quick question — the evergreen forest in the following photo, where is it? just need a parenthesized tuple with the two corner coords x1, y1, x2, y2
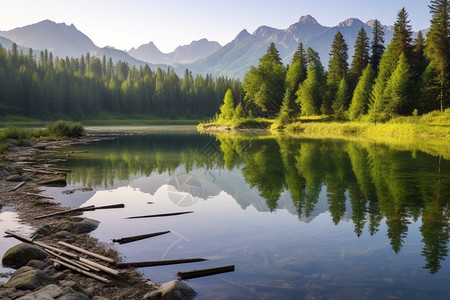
(0, 1, 448, 124)
(0, 46, 242, 120)
(221, 2, 450, 126)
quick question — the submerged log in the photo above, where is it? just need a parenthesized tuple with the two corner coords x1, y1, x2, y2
(116, 258, 207, 268)
(125, 211, 193, 219)
(34, 205, 95, 219)
(34, 203, 125, 219)
(112, 230, 171, 244)
(177, 265, 235, 280)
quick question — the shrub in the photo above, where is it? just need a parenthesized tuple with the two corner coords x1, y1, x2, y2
(47, 120, 85, 138)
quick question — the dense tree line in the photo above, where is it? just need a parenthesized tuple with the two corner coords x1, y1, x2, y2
(240, 1, 449, 124)
(0, 45, 242, 119)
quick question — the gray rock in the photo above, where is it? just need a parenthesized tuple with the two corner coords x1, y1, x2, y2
(7, 266, 54, 290)
(54, 217, 99, 234)
(55, 286, 89, 300)
(2, 243, 48, 269)
(59, 280, 86, 294)
(54, 231, 75, 243)
(5, 174, 23, 181)
(26, 259, 48, 270)
(91, 297, 110, 300)
(33, 225, 52, 237)
(144, 280, 197, 300)
(16, 284, 63, 300)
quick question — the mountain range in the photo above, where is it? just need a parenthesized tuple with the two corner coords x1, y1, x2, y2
(0, 17, 423, 79)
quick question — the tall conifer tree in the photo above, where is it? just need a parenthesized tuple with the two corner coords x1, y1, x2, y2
(425, 0, 450, 112)
(349, 27, 370, 92)
(370, 19, 385, 72)
(326, 32, 349, 115)
(278, 43, 307, 124)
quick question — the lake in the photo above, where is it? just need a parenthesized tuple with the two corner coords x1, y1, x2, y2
(36, 126, 450, 299)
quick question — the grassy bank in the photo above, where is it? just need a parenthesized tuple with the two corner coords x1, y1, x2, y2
(0, 120, 84, 154)
(284, 109, 450, 139)
(197, 117, 273, 131)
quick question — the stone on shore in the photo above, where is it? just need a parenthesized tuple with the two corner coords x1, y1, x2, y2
(54, 217, 99, 234)
(144, 280, 197, 300)
(2, 243, 48, 269)
(7, 266, 54, 290)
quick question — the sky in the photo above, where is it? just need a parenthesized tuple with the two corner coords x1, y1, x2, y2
(0, 0, 432, 53)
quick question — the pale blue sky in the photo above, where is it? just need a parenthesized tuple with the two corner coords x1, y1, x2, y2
(0, 0, 431, 53)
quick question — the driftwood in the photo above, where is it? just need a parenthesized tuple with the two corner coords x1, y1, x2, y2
(177, 265, 235, 280)
(25, 192, 54, 199)
(12, 181, 26, 191)
(51, 258, 110, 283)
(34, 205, 95, 219)
(45, 249, 91, 272)
(6, 230, 119, 280)
(116, 258, 207, 268)
(34, 203, 125, 219)
(125, 211, 193, 219)
(112, 230, 171, 244)
(81, 203, 125, 211)
(57, 241, 116, 264)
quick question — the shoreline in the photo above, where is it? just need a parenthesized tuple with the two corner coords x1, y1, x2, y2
(0, 134, 162, 299)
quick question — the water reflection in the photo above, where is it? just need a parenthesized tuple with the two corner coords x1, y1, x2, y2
(48, 130, 450, 276)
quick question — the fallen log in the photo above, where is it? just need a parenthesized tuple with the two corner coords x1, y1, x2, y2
(116, 258, 207, 268)
(45, 249, 91, 272)
(34, 205, 95, 219)
(12, 181, 26, 191)
(112, 230, 170, 244)
(79, 257, 120, 276)
(125, 211, 193, 219)
(25, 192, 54, 199)
(177, 265, 235, 280)
(57, 241, 116, 264)
(34, 203, 125, 219)
(51, 258, 110, 284)
(82, 203, 125, 211)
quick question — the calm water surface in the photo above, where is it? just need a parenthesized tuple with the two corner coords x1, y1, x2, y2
(39, 126, 450, 299)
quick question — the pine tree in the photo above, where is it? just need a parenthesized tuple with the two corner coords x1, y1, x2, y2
(278, 43, 307, 124)
(296, 48, 325, 116)
(369, 8, 414, 120)
(384, 53, 413, 116)
(348, 64, 375, 120)
(425, 0, 450, 112)
(242, 42, 286, 117)
(349, 27, 370, 92)
(218, 88, 235, 121)
(332, 78, 350, 119)
(327, 32, 349, 115)
(370, 19, 385, 72)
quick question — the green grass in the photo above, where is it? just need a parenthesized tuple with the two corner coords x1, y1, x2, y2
(284, 109, 450, 139)
(0, 120, 87, 155)
(198, 117, 273, 131)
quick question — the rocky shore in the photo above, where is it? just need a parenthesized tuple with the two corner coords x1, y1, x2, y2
(0, 136, 196, 300)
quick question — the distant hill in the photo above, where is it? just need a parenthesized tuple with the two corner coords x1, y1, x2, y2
(127, 38, 221, 65)
(0, 20, 98, 58)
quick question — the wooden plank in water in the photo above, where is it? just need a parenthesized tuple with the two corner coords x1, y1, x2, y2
(177, 265, 235, 280)
(116, 258, 207, 268)
(112, 230, 171, 244)
(125, 211, 193, 219)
